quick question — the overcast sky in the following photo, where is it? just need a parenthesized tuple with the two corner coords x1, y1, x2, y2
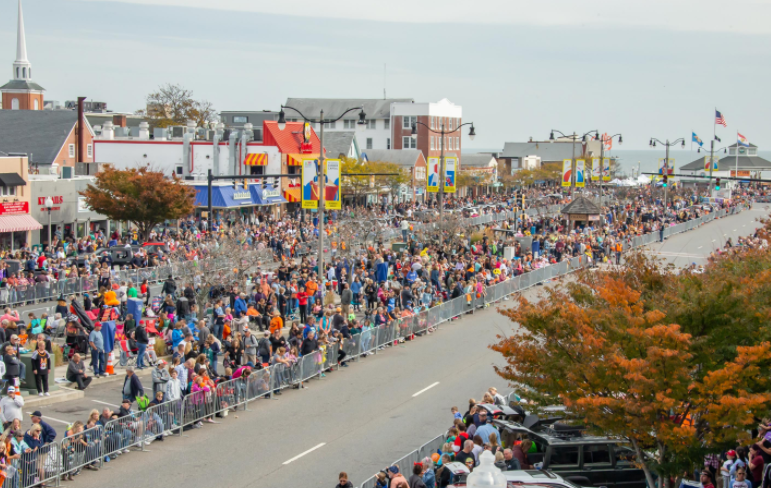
(2, 0, 770, 149)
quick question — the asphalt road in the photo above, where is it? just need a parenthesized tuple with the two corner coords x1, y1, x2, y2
(23, 207, 767, 488)
(39, 291, 521, 488)
(644, 204, 768, 267)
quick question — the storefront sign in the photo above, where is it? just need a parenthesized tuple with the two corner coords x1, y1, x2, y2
(261, 188, 281, 199)
(0, 201, 29, 215)
(730, 170, 750, 177)
(232, 191, 251, 200)
(36, 195, 63, 211)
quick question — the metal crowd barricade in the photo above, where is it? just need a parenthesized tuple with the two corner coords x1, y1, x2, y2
(323, 342, 339, 371)
(393, 449, 422, 478)
(142, 399, 183, 439)
(13, 439, 61, 488)
(182, 389, 217, 427)
(417, 434, 447, 460)
(246, 368, 272, 400)
(61, 424, 104, 478)
(102, 413, 144, 458)
(300, 353, 320, 382)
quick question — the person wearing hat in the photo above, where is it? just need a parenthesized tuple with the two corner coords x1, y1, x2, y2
(701, 469, 716, 488)
(0, 385, 24, 430)
(29, 410, 57, 443)
(89, 322, 106, 377)
(152, 360, 170, 396)
(387, 466, 408, 488)
(268, 309, 283, 335)
(122, 366, 145, 403)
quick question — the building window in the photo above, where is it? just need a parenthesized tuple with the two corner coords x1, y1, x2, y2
(343, 119, 356, 129)
(233, 116, 248, 123)
(402, 116, 416, 129)
(402, 136, 416, 149)
(430, 136, 435, 150)
(176, 166, 183, 175)
(33, 99, 39, 110)
(87, 144, 93, 158)
(456, 136, 459, 149)
(384, 119, 390, 130)
(221, 116, 228, 123)
(15, 67, 19, 78)
(366, 119, 377, 129)
(0, 186, 17, 197)
(11, 98, 19, 110)
(250, 165, 265, 176)
(68, 144, 75, 158)
(366, 138, 373, 149)
(22, 67, 26, 78)
(387, 138, 391, 149)
(430, 117, 435, 129)
(324, 121, 336, 129)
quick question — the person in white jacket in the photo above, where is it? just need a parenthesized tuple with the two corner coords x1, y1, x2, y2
(0, 386, 24, 430)
(165, 369, 182, 402)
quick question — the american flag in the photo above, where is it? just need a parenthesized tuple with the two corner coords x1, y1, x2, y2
(715, 110, 727, 127)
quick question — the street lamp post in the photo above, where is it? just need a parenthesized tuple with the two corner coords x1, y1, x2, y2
(411, 121, 475, 218)
(649, 137, 685, 209)
(277, 105, 366, 294)
(549, 130, 598, 197)
(44, 196, 54, 250)
(596, 133, 623, 204)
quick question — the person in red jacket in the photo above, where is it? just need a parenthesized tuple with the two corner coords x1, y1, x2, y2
(296, 289, 308, 324)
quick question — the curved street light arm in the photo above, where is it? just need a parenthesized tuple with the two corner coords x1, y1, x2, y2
(413, 121, 474, 135)
(281, 105, 363, 124)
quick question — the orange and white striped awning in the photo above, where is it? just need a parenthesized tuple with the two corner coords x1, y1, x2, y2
(287, 153, 319, 166)
(284, 181, 301, 202)
(244, 153, 268, 166)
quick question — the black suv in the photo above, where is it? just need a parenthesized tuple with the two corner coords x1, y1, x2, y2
(493, 419, 646, 488)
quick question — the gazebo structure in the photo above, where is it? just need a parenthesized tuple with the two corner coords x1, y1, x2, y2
(560, 196, 602, 230)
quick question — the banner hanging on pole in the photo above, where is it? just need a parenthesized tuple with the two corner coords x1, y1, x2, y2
(325, 159, 341, 210)
(603, 158, 611, 181)
(427, 157, 440, 193)
(659, 158, 676, 175)
(302, 158, 319, 209)
(575, 159, 586, 188)
(444, 157, 457, 193)
(561, 159, 572, 187)
(591, 158, 600, 181)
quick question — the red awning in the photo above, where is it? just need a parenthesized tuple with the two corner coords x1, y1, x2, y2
(0, 214, 43, 233)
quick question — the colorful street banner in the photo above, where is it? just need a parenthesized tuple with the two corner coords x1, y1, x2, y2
(325, 159, 341, 210)
(302, 158, 319, 209)
(561, 159, 572, 187)
(591, 158, 600, 181)
(658, 158, 675, 175)
(444, 157, 457, 193)
(575, 160, 586, 187)
(703, 156, 718, 171)
(427, 157, 440, 193)
(602, 158, 611, 181)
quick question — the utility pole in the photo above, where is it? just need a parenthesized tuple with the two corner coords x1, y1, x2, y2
(317, 110, 326, 289)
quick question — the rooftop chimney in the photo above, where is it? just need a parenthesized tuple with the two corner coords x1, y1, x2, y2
(77, 96, 86, 162)
(113, 114, 127, 128)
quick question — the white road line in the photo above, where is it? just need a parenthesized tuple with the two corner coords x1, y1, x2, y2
(92, 400, 120, 408)
(43, 415, 72, 425)
(412, 382, 440, 397)
(282, 443, 326, 465)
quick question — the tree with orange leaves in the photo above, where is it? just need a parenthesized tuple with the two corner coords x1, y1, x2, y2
(492, 251, 771, 488)
(80, 166, 195, 241)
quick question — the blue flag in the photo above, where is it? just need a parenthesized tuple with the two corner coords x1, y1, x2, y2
(692, 132, 704, 147)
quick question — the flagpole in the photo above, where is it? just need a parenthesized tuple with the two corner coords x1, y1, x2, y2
(735, 130, 739, 192)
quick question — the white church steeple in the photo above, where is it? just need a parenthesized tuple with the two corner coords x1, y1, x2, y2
(13, 0, 32, 81)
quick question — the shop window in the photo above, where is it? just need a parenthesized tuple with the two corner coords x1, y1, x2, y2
(69, 144, 75, 158)
(250, 166, 265, 176)
(366, 138, 373, 149)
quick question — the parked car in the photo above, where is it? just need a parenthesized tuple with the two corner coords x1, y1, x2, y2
(141, 242, 170, 257)
(493, 419, 646, 488)
(506, 469, 586, 488)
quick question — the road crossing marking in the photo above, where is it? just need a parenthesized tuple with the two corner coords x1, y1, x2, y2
(92, 400, 120, 408)
(43, 415, 73, 425)
(413, 382, 440, 397)
(283, 443, 326, 465)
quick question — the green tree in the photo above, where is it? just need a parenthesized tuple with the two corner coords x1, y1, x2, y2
(80, 166, 195, 241)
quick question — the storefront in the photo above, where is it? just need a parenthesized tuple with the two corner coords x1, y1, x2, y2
(192, 182, 288, 224)
(0, 156, 40, 250)
(29, 176, 109, 245)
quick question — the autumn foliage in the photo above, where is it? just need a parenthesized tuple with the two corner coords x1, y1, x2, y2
(80, 166, 195, 241)
(492, 249, 771, 488)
